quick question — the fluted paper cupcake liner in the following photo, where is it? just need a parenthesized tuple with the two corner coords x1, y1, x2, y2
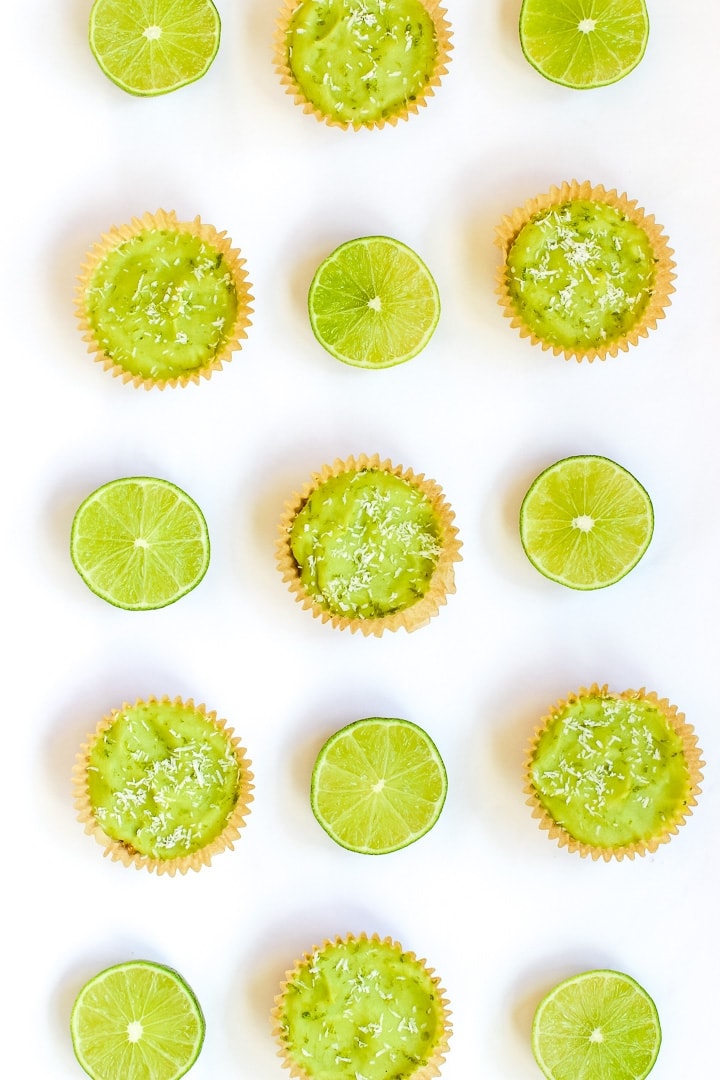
(524, 684, 703, 862)
(76, 209, 253, 389)
(276, 452, 462, 636)
(272, 931, 452, 1080)
(495, 180, 676, 362)
(73, 695, 254, 876)
(274, 0, 452, 131)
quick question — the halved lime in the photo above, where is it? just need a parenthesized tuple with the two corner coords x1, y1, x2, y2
(532, 969, 661, 1080)
(70, 476, 210, 610)
(307, 236, 441, 369)
(519, 455, 653, 590)
(89, 0, 221, 97)
(310, 717, 448, 854)
(519, 0, 649, 90)
(71, 960, 205, 1080)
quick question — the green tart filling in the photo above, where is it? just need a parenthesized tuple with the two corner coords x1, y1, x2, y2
(88, 701, 241, 860)
(279, 937, 444, 1079)
(506, 200, 657, 350)
(530, 693, 692, 848)
(290, 468, 442, 619)
(285, 0, 439, 125)
(85, 229, 239, 380)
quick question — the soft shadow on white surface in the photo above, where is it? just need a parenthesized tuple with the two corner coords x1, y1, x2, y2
(4, 2, 720, 1078)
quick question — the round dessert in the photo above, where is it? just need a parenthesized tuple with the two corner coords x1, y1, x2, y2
(495, 181, 675, 362)
(74, 696, 254, 874)
(525, 684, 703, 860)
(273, 933, 451, 1080)
(76, 209, 253, 388)
(275, 0, 453, 130)
(276, 453, 462, 635)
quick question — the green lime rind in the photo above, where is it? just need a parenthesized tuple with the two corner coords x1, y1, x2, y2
(70, 476, 210, 611)
(89, 0, 221, 97)
(519, 0, 649, 90)
(71, 960, 205, 1080)
(308, 236, 441, 369)
(310, 717, 448, 854)
(532, 969, 661, 1080)
(519, 455, 653, 590)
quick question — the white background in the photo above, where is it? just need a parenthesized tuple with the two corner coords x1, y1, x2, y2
(4, 1, 719, 1077)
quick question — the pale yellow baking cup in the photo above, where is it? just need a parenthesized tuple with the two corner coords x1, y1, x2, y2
(272, 932, 452, 1080)
(73, 695, 254, 876)
(495, 180, 676, 363)
(76, 209, 254, 389)
(276, 453, 462, 636)
(274, 0, 453, 132)
(524, 684, 704, 862)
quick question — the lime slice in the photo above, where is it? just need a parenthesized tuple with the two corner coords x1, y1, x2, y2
(71, 960, 205, 1080)
(519, 455, 653, 590)
(310, 717, 448, 854)
(89, 0, 221, 97)
(532, 969, 661, 1080)
(70, 476, 210, 610)
(519, 0, 649, 89)
(307, 236, 440, 369)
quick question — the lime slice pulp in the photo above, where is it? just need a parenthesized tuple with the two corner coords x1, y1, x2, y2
(70, 476, 210, 610)
(308, 236, 440, 369)
(519, 455, 653, 590)
(89, 0, 221, 96)
(71, 960, 205, 1080)
(310, 716, 448, 854)
(532, 969, 661, 1080)
(519, 0, 649, 89)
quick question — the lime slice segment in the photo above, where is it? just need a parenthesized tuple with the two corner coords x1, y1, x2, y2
(519, 455, 653, 590)
(519, 0, 649, 89)
(310, 717, 448, 854)
(70, 477, 210, 610)
(532, 969, 661, 1080)
(308, 236, 440, 369)
(89, 0, 221, 96)
(71, 960, 205, 1080)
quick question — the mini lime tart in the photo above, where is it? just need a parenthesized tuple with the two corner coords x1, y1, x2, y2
(276, 453, 462, 636)
(274, 0, 452, 131)
(525, 684, 703, 861)
(76, 209, 253, 389)
(495, 180, 675, 362)
(272, 933, 451, 1080)
(73, 696, 254, 875)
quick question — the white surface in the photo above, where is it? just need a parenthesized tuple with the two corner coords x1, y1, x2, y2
(4, 2, 719, 1077)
